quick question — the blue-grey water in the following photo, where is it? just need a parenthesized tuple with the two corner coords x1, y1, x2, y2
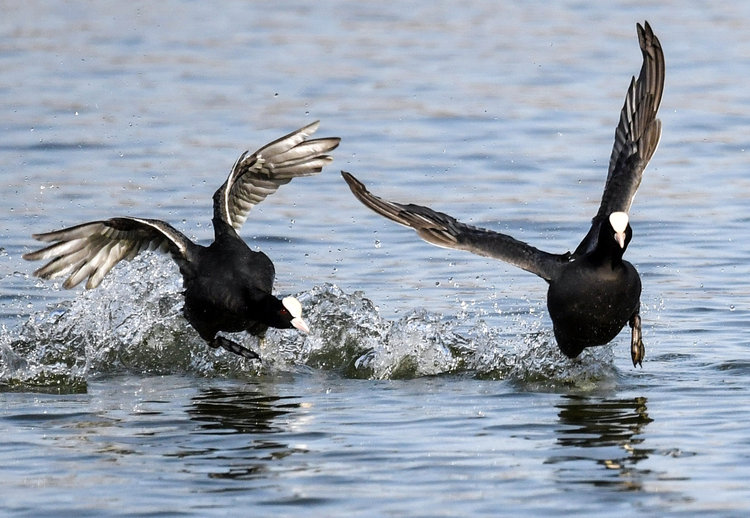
(2, 1, 750, 516)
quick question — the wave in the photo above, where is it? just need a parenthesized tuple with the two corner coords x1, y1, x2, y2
(0, 256, 617, 392)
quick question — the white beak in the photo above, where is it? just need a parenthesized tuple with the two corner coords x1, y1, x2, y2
(291, 317, 310, 334)
(282, 296, 308, 333)
(614, 231, 626, 249)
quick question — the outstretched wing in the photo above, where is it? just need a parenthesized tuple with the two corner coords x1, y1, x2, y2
(23, 217, 194, 289)
(213, 121, 340, 231)
(576, 21, 665, 255)
(342, 172, 568, 282)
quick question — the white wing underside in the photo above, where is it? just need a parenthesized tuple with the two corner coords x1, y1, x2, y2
(23, 217, 192, 289)
(215, 121, 341, 230)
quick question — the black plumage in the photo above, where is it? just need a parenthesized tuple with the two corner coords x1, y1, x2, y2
(25, 122, 340, 360)
(342, 23, 664, 367)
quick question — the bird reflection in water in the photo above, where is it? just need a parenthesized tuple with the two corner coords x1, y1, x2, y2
(547, 395, 653, 491)
(184, 384, 306, 481)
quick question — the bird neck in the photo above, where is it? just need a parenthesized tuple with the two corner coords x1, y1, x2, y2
(588, 243, 625, 269)
(212, 217, 240, 242)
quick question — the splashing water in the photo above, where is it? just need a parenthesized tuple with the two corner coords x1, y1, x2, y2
(1, 255, 617, 392)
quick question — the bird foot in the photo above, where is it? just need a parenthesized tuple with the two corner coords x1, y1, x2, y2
(209, 336, 260, 361)
(629, 313, 645, 367)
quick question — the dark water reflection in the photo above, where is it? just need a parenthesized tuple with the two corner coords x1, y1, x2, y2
(548, 395, 654, 491)
(181, 383, 309, 482)
(188, 384, 300, 434)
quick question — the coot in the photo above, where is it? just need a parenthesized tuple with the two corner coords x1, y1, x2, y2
(342, 23, 664, 367)
(25, 121, 340, 360)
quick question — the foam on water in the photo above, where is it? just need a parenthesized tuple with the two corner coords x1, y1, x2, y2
(0, 255, 617, 392)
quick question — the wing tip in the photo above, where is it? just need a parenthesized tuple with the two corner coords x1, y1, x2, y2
(22, 250, 40, 261)
(341, 171, 383, 210)
(636, 20, 664, 62)
(340, 170, 399, 219)
(295, 120, 321, 139)
(319, 136, 341, 153)
(341, 170, 361, 191)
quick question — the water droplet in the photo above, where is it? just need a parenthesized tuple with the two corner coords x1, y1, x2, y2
(729, 305, 736, 311)
(374, 240, 381, 248)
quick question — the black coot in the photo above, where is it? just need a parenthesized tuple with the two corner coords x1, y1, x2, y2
(25, 122, 340, 360)
(342, 23, 664, 367)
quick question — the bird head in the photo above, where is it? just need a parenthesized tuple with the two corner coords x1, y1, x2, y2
(609, 212, 631, 250)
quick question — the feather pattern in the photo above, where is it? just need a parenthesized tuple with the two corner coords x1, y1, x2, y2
(341, 172, 568, 281)
(575, 21, 665, 255)
(213, 121, 340, 231)
(22, 218, 193, 289)
(24, 123, 339, 292)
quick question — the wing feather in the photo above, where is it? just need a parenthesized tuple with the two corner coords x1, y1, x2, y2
(342, 172, 568, 281)
(213, 121, 340, 231)
(23, 217, 194, 289)
(576, 21, 665, 255)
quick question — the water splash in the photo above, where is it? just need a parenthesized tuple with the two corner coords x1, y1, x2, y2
(1, 256, 617, 391)
(279, 284, 616, 385)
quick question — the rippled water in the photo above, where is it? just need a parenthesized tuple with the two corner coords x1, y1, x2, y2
(3, 1, 750, 516)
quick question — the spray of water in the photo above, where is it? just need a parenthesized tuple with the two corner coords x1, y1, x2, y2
(1, 255, 616, 392)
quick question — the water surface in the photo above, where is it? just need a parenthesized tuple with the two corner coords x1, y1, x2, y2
(2, 1, 750, 516)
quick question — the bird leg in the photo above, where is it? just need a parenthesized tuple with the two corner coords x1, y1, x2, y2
(209, 336, 260, 360)
(629, 312, 645, 367)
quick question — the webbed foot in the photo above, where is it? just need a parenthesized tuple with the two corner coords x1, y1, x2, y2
(629, 313, 645, 367)
(209, 336, 260, 360)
